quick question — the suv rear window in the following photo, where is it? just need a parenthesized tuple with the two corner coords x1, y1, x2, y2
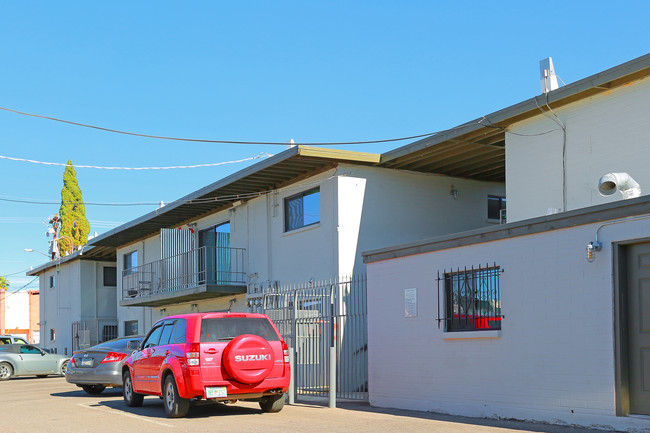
(200, 318, 280, 342)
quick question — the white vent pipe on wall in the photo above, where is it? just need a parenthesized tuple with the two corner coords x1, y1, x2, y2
(598, 172, 641, 199)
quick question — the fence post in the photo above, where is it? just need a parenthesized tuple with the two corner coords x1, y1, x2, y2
(288, 346, 295, 405)
(329, 345, 336, 408)
(329, 283, 337, 408)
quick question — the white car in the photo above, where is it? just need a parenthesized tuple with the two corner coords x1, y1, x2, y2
(0, 335, 29, 345)
(0, 344, 69, 380)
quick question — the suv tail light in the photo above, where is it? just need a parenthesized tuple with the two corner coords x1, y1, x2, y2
(100, 352, 127, 363)
(187, 343, 200, 366)
(281, 340, 290, 363)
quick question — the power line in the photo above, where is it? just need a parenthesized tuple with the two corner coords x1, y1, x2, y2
(0, 277, 39, 302)
(0, 175, 330, 208)
(0, 152, 272, 170)
(1, 268, 33, 278)
(0, 105, 479, 146)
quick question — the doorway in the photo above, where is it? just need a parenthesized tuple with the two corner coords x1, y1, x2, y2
(618, 242, 650, 415)
(198, 222, 231, 285)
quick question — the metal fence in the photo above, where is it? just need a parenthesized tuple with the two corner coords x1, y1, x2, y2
(122, 246, 246, 300)
(263, 274, 368, 401)
(71, 319, 119, 352)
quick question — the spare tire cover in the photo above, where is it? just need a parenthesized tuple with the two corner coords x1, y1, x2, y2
(223, 334, 274, 384)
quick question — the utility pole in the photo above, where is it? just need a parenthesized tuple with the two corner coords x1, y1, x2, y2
(48, 213, 60, 259)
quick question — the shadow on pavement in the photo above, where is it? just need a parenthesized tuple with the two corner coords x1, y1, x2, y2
(321, 401, 618, 433)
(51, 388, 123, 398)
(96, 397, 263, 419)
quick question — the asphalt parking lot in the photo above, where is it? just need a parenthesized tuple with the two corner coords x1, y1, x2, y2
(0, 376, 617, 433)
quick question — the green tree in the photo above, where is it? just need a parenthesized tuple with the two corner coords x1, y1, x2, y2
(0, 276, 8, 290)
(59, 160, 90, 253)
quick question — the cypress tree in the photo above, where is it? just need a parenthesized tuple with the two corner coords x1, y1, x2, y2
(59, 160, 90, 254)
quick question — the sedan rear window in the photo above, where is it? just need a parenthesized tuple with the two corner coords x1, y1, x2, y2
(200, 318, 280, 342)
(94, 337, 143, 351)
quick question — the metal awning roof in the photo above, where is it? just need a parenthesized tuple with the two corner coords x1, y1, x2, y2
(379, 53, 650, 182)
(88, 146, 380, 248)
(26, 245, 117, 276)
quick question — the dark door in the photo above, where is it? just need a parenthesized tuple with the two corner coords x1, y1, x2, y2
(199, 222, 230, 284)
(627, 242, 650, 415)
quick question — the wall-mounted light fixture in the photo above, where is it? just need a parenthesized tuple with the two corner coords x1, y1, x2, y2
(586, 241, 602, 263)
(160, 308, 167, 315)
(450, 185, 458, 199)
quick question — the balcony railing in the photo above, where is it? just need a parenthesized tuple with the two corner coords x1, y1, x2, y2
(122, 246, 246, 300)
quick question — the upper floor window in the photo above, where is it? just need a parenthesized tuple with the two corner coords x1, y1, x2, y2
(124, 251, 138, 274)
(49, 275, 55, 289)
(103, 266, 117, 287)
(488, 195, 506, 221)
(285, 187, 320, 232)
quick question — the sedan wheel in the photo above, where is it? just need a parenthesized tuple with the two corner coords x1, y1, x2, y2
(0, 362, 13, 381)
(82, 385, 106, 395)
(60, 361, 69, 375)
(163, 375, 190, 418)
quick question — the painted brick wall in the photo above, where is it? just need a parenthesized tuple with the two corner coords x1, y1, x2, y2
(367, 215, 650, 432)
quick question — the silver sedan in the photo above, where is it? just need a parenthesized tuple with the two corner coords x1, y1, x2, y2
(0, 344, 69, 380)
(66, 335, 142, 395)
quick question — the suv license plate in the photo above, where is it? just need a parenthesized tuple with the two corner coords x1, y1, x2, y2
(206, 387, 227, 399)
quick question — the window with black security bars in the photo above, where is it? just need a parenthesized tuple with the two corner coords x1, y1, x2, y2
(437, 264, 503, 332)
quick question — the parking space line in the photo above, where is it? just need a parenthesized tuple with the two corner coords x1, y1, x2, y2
(77, 403, 173, 427)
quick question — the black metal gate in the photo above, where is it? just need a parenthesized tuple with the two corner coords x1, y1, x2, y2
(263, 274, 368, 401)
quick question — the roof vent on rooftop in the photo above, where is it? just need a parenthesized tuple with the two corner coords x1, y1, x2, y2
(540, 57, 559, 94)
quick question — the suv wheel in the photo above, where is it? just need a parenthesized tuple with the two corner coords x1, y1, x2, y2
(123, 370, 144, 407)
(259, 394, 285, 413)
(163, 375, 190, 418)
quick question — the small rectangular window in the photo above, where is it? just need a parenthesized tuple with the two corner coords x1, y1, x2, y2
(124, 320, 139, 336)
(103, 267, 117, 287)
(123, 251, 138, 274)
(439, 264, 503, 332)
(50, 328, 56, 342)
(49, 275, 56, 289)
(488, 195, 506, 221)
(284, 187, 320, 232)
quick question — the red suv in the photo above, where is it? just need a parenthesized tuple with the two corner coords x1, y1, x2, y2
(122, 312, 290, 417)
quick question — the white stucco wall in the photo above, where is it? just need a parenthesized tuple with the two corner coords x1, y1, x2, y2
(337, 165, 505, 276)
(38, 261, 78, 355)
(507, 76, 650, 222)
(366, 214, 650, 432)
(114, 165, 504, 333)
(37, 259, 118, 355)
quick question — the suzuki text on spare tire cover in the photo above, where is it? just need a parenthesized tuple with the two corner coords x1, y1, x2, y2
(121, 312, 290, 418)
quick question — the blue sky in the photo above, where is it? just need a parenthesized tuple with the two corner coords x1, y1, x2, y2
(1, 1, 649, 289)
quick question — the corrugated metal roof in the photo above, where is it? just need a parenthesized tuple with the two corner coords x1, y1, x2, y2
(379, 53, 650, 181)
(26, 245, 117, 276)
(88, 146, 380, 248)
